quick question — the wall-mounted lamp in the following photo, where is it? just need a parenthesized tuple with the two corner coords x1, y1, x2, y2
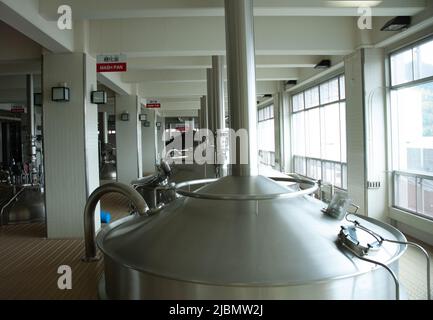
(139, 114, 148, 121)
(52, 83, 70, 102)
(34, 93, 42, 106)
(91, 91, 108, 104)
(120, 112, 130, 121)
(156, 122, 162, 129)
(143, 121, 151, 128)
(381, 16, 411, 32)
(314, 60, 331, 70)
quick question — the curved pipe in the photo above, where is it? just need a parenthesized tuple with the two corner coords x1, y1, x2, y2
(83, 182, 149, 262)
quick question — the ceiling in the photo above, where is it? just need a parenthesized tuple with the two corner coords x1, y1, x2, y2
(0, 0, 431, 114)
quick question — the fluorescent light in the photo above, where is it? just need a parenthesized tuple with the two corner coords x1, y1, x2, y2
(324, 1, 382, 7)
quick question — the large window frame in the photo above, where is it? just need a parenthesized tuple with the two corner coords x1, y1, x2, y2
(290, 74, 347, 189)
(389, 36, 433, 222)
(257, 104, 276, 168)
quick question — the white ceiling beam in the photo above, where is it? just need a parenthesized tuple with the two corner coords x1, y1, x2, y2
(0, 75, 42, 90)
(160, 109, 199, 118)
(89, 16, 356, 56)
(0, 0, 74, 52)
(0, 89, 28, 104)
(160, 101, 201, 111)
(0, 59, 41, 75)
(97, 72, 133, 96)
(127, 55, 321, 70)
(123, 68, 298, 83)
(139, 81, 279, 98)
(39, 0, 426, 19)
(0, 21, 42, 61)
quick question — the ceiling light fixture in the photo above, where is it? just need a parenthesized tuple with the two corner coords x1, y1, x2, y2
(324, 1, 382, 8)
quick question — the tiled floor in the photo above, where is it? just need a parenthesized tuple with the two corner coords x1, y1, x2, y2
(0, 192, 431, 300)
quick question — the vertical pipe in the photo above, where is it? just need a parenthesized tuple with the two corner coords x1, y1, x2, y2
(224, 0, 258, 177)
(212, 56, 225, 133)
(26, 74, 38, 183)
(212, 55, 226, 176)
(206, 68, 214, 135)
(102, 112, 109, 145)
(200, 96, 208, 129)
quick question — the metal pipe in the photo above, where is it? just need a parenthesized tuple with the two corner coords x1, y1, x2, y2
(212, 56, 227, 177)
(83, 182, 149, 261)
(26, 74, 37, 184)
(102, 112, 108, 145)
(206, 68, 214, 135)
(0, 187, 25, 226)
(224, 0, 258, 177)
(212, 56, 225, 133)
(382, 239, 431, 300)
(200, 96, 207, 130)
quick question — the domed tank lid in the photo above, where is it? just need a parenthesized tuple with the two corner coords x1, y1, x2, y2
(97, 175, 406, 286)
(196, 175, 290, 196)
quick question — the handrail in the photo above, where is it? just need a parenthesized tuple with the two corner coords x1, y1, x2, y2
(82, 182, 149, 262)
(0, 187, 25, 226)
(175, 177, 318, 201)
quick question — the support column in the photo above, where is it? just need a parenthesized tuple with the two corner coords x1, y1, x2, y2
(43, 53, 100, 238)
(141, 106, 157, 175)
(116, 94, 142, 183)
(272, 89, 283, 172)
(344, 48, 387, 221)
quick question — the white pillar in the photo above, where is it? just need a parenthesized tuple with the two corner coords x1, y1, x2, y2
(43, 53, 100, 238)
(141, 108, 157, 175)
(344, 48, 387, 221)
(116, 94, 142, 183)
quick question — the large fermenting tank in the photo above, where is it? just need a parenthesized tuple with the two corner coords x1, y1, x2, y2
(83, 0, 430, 301)
(1, 185, 45, 225)
(93, 176, 406, 300)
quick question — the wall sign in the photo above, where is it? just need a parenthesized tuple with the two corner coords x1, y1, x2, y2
(11, 106, 25, 113)
(97, 54, 127, 73)
(146, 98, 161, 109)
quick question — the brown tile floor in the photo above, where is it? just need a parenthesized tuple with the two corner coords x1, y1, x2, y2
(0, 193, 130, 300)
(0, 192, 431, 300)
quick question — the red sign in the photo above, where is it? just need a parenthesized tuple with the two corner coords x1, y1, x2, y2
(146, 103, 161, 109)
(146, 99, 161, 109)
(97, 62, 127, 73)
(11, 106, 25, 113)
(97, 54, 127, 73)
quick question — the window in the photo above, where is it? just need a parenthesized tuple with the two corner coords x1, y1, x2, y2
(390, 37, 433, 220)
(257, 104, 275, 167)
(291, 75, 347, 189)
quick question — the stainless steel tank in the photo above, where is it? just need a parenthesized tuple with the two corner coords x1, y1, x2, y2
(100, 161, 117, 181)
(82, 0, 431, 301)
(1, 185, 45, 225)
(92, 176, 407, 300)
